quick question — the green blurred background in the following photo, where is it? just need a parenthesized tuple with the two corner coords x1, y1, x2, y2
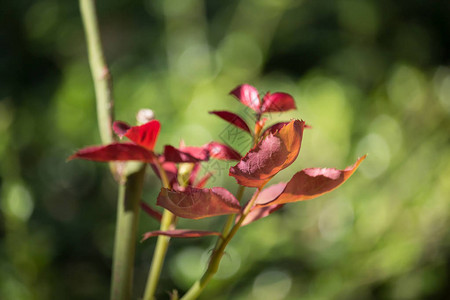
(1, 0, 449, 299)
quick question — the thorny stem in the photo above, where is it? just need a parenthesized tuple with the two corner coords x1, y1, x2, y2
(180, 188, 262, 300)
(80, 2, 145, 300)
(143, 159, 175, 300)
(80, 0, 115, 146)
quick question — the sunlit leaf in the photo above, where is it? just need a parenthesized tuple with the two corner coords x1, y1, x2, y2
(68, 143, 155, 162)
(256, 155, 367, 207)
(124, 120, 160, 150)
(230, 84, 261, 112)
(261, 92, 296, 113)
(157, 187, 241, 219)
(229, 120, 305, 188)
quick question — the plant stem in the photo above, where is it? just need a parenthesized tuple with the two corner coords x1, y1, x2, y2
(80, 1, 144, 299)
(79, 0, 115, 145)
(180, 188, 261, 300)
(111, 165, 146, 300)
(143, 160, 175, 300)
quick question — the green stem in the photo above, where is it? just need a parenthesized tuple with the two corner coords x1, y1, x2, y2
(180, 188, 261, 300)
(80, 2, 144, 299)
(111, 165, 147, 300)
(79, 0, 115, 146)
(143, 160, 175, 300)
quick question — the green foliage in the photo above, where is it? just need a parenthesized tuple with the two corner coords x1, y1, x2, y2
(0, 0, 449, 299)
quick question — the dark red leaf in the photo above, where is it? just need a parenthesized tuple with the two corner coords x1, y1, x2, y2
(113, 121, 131, 138)
(207, 142, 241, 161)
(142, 229, 222, 241)
(209, 111, 251, 134)
(140, 202, 162, 222)
(124, 120, 160, 150)
(229, 120, 305, 188)
(163, 145, 209, 163)
(256, 155, 367, 207)
(261, 92, 296, 113)
(68, 143, 155, 162)
(157, 187, 241, 219)
(229, 84, 261, 112)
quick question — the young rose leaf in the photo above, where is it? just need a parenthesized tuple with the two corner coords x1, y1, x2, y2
(113, 121, 131, 138)
(68, 143, 155, 162)
(240, 204, 283, 226)
(261, 92, 296, 113)
(229, 120, 305, 188)
(124, 120, 160, 150)
(230, 84, 261, 112)
(140, 202, 162, 222)
(163, 145, 209, 163)
(207, 142, 241, 161)
(209, 111, 251, 134)
(256, 155, 367, 207)
(157, 187, 241, 219)
(142, 229, 222, 241)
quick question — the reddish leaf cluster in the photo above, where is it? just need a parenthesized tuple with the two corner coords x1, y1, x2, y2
(69, 83, 365, 237)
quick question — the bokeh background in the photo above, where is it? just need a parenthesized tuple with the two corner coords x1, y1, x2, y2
(1, 0, 449, 299)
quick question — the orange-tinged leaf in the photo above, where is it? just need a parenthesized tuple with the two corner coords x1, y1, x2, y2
(256, 155, 367, 207)
(157, 187, 241, 219)
(229, 120, 305, 188)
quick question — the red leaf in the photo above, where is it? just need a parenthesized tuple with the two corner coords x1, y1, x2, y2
(163, 145, 209, 163)
(142, 229, 222, 241)
(240, 204, 284, 226)
(194, 172, 213, 188)
(157, 187, 241, 219)
(113, 121, 131, 138)
(237, 182, 286, 225)
(207, 142, 241, 161)
(124, 120, 160, 150)
(140, 202, 162, 222)
(229, 120, 305, 188)
(209, 111, 251, 134)
(230, 84, 261, 112)
(150, 157, 178, 186)
(256, 155, 367, 207)
(262, 122, 290, 137)
(261, 92, 296, 113)
(68, 143, 155, 162)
